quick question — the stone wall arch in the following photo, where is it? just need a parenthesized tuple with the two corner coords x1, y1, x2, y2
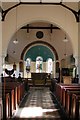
(2, 5, 78, 57)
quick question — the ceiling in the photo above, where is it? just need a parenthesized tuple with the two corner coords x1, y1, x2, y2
(1, 0, 79, 2)
(1, 1, 79, 12)
(7, 21, 73, 63)
(1, 1, 75, 64)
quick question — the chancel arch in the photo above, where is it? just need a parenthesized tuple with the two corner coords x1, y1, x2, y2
(2, 4, 77, 60)
(0, 3, 80, 120)
(21, 41, 58, 78)
(5, 21, 73, 81)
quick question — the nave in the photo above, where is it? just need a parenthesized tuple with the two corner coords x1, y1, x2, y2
(11, 87, 67, 120)
(1, 76, 80, 120)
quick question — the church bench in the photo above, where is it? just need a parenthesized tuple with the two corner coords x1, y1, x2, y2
(12, 82, 26, 104)
(2, 82, 19, 109)
(2, 81, 27, 105)
(2, 89, 14, 119)
(17, 85, 21, 104)
(55, 84, 80, 120)
(2, 83, 23, 119)
(61, 86, 80, 104)
(20, 83, 26, 101)
(2, 81, 28, 119)
(71, 94, 80, 120)
(5, 93, 10, 119)
(62, 87, 80, 108)
(50, 79, 58, 92)
(3, 85, 23, 118)
(2, 88, 20, 119)
(55, 83, 80, 103)
(65, 90, 80, 118)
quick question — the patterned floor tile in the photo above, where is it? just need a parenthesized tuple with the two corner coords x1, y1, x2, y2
(12, 87, 62, 120)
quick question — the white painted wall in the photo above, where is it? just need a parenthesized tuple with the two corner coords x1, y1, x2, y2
(2, 3, 78, 58)
(7, 28, 73, 63)
(78, 2, 80, 83)
(0, 2, 79, 83)
(0, 13, 2, 78)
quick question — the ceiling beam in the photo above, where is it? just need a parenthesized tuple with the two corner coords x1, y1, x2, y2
(1, 1, 80, 22)
(21, 25, 60, 30)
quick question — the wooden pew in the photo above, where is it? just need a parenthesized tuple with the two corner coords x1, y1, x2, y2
(55, 83, 80, 104)
(3, 82, 25, 105)
(5, 93, 10, 118)
(2, 80, 28, 119)
(3, 82, 19, 108)
(2, 82, 20, 119)
(66, 90, 80, 117)
(62, 87, 80, 108)
(71, 94, 80, 120)
(55, 83, 80, 120)
(2, 87, 15, 119)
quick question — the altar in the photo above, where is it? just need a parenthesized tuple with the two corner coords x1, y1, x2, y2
(31, 72, 48, 86)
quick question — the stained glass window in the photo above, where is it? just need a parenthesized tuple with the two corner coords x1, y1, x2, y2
(47, 58, 53, 73)
(26, 58, 31, 72)
(36, 56, 43, 73)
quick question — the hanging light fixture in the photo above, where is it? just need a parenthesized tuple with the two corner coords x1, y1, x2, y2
(63, 34, 68, 57)
(13, 6, 18, 44)
(63, 2, 68, 48)
(63, 35, 68, 42)
(13, 39, 18, 44)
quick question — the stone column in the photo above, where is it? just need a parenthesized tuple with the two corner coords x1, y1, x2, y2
(78, 25, 80, 83)
(1, 54, 6, 77)
(53, 61, 56, 78)
(78, 60, 80, 83)
(78, 2, 80, 83)
(0, 9, 2, 79)
(0, 2, 3, 120)
(75, 56, 79, 75)
(74, 56, 80, 83)
(59, 60, 62, 83)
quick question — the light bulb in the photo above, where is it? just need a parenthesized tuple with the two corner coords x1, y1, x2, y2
(13, 39, 18, 44)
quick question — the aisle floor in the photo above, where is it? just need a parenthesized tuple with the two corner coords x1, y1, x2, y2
(12, 87, 64, 120)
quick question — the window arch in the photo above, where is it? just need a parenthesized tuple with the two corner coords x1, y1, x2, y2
(46, 58, 53, 73)
(26, 58, 31, 72)
(36, 56, 43, 73)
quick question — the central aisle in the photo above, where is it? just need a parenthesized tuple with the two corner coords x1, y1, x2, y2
(12, 87, 63, 120)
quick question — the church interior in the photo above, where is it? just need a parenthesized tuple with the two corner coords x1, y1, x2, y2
(0, 0, 80, 120)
